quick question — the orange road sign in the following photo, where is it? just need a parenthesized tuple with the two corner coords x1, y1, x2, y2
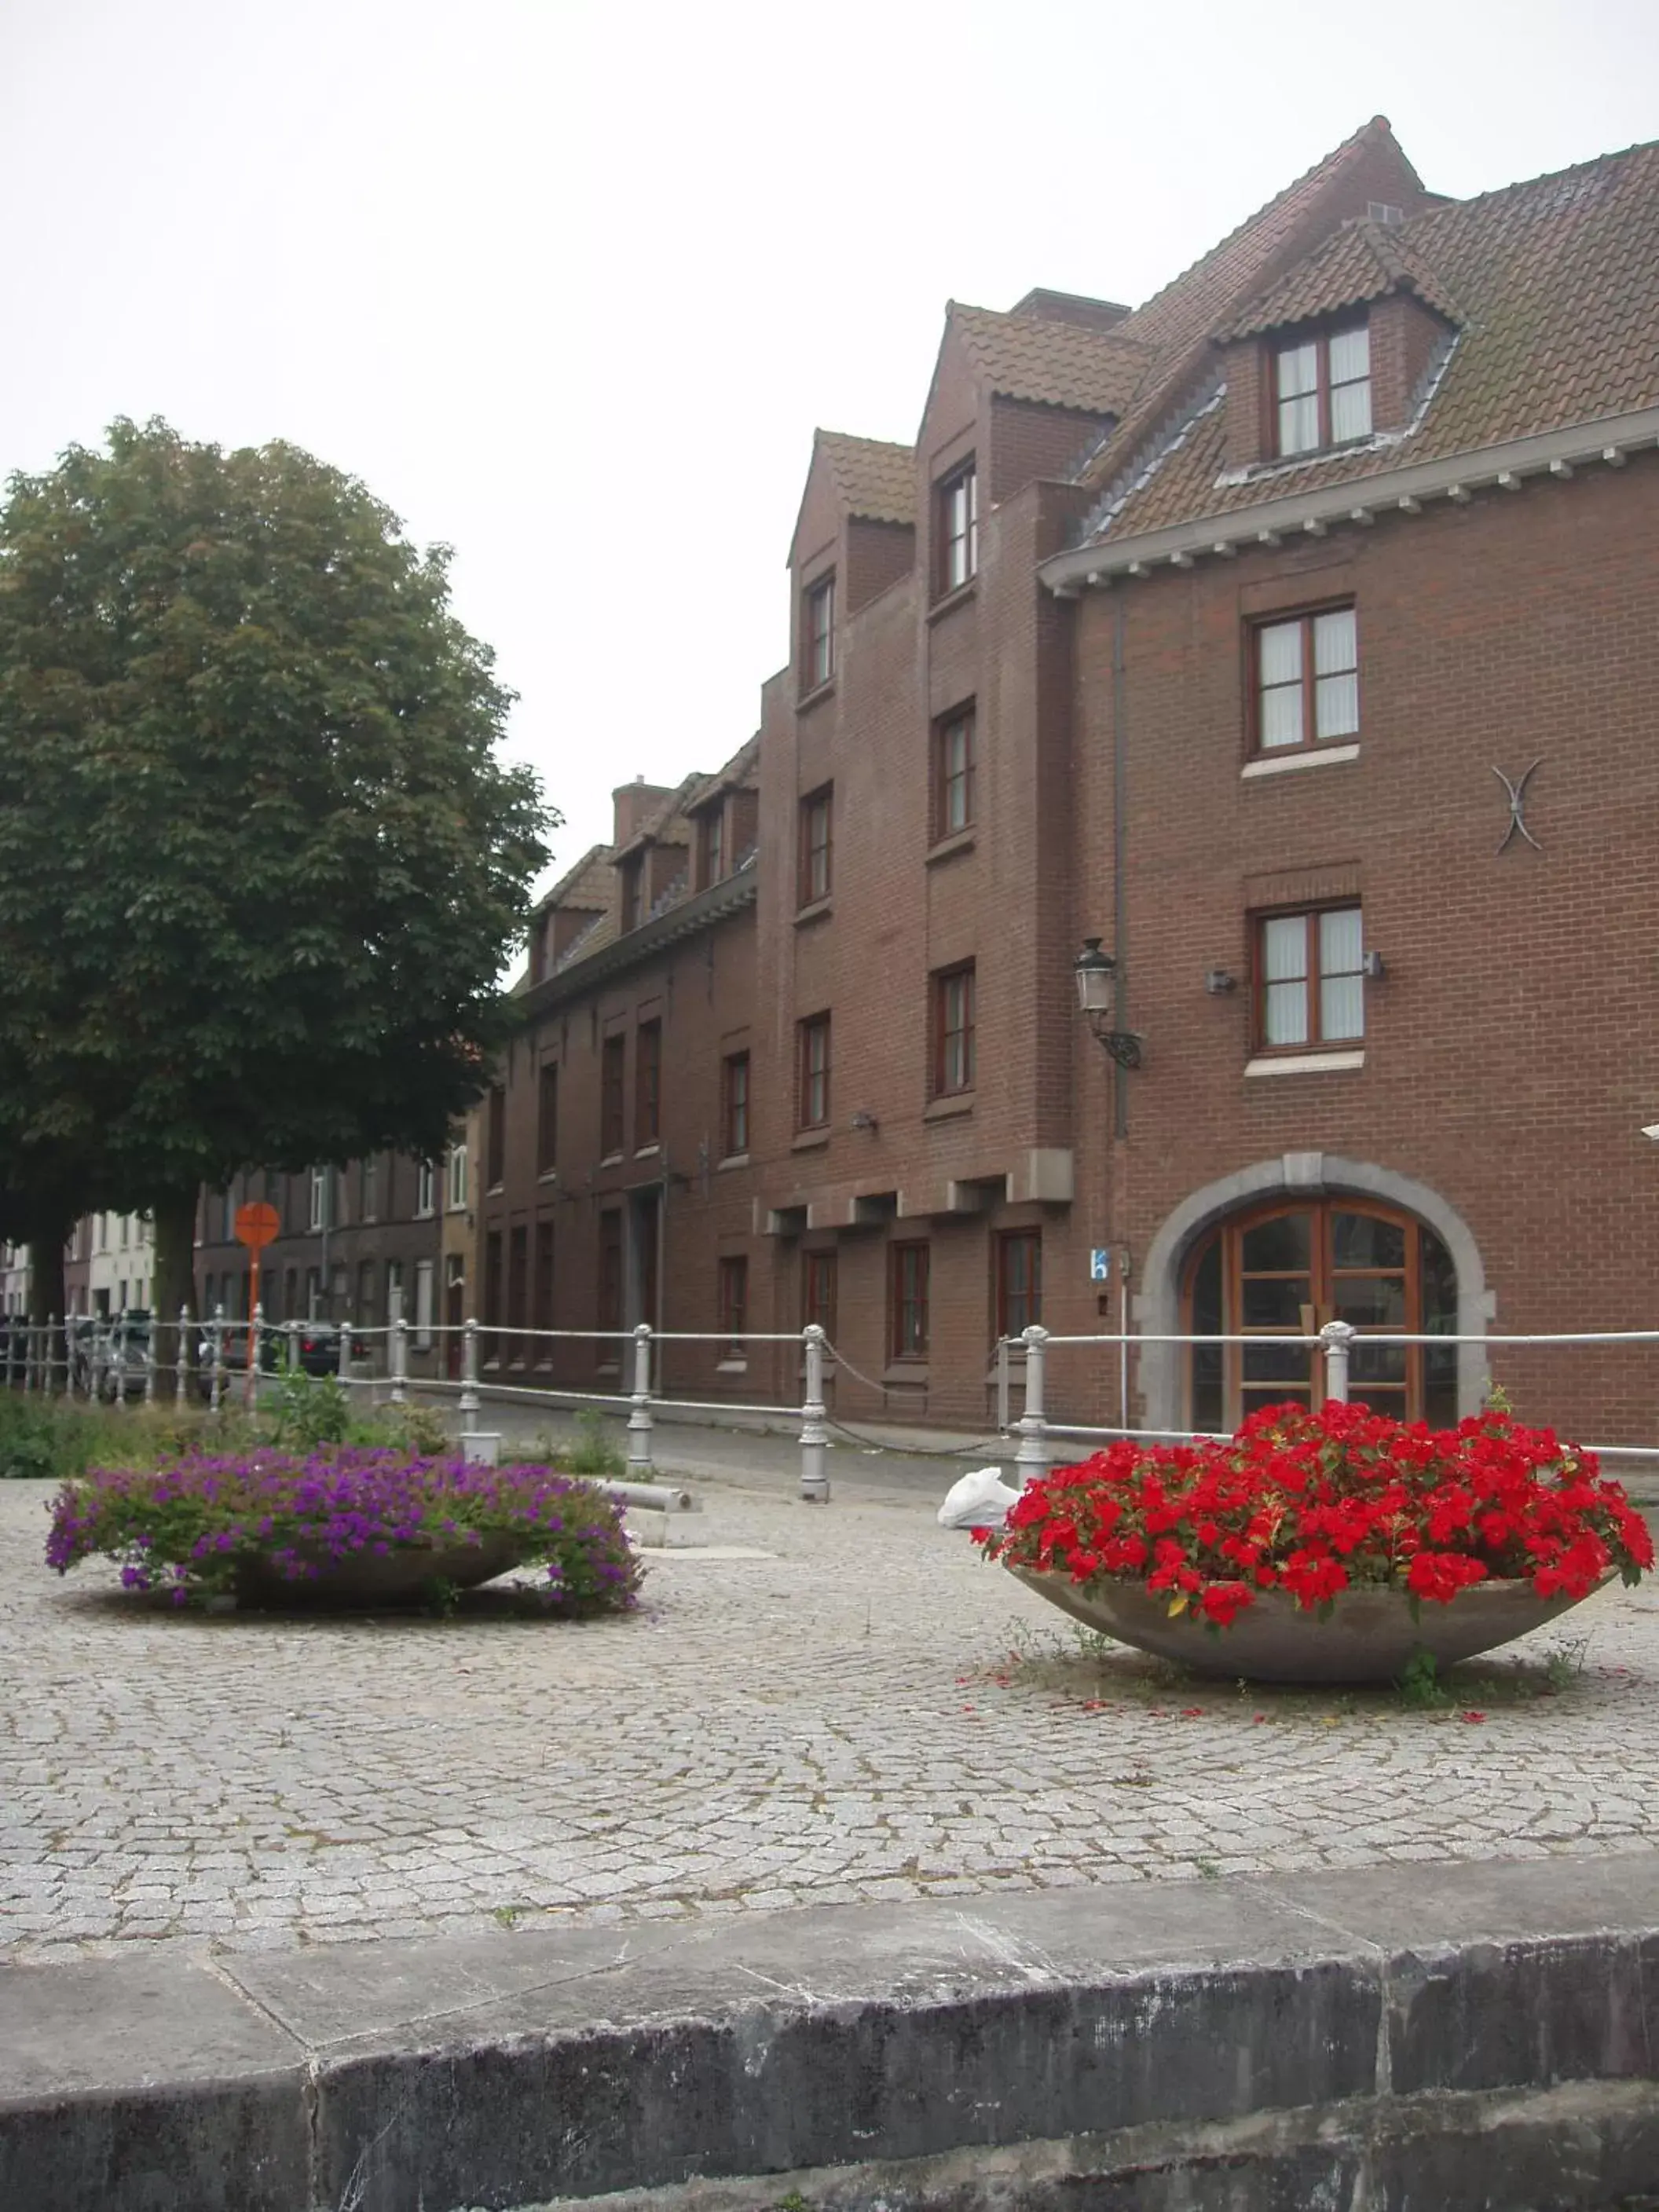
(234, 1201, 280, 1251)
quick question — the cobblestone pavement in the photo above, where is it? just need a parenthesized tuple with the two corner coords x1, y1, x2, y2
(4, 1474, 1657, 1961)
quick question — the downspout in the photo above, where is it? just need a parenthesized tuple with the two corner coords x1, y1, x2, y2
(1112, 596, 1129, 1142)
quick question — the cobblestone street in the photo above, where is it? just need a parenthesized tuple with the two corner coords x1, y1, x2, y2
(4, 1472, 1657, 1962)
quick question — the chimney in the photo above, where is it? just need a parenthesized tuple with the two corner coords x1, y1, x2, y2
(612, 775, 673, 851)
(1009, 287, 1131, 331)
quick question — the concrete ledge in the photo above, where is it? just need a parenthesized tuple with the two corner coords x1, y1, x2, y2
(3, 1854, 1657, 2212)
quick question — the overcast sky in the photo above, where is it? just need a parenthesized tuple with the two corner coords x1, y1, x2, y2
(4, 0, 1655, 888)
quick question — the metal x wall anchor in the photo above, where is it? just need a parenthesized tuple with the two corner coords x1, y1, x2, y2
(1492, 759, 1544, 854)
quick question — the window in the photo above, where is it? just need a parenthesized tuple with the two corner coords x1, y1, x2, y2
(535, 1060, 558, 1176)
(485, 1084, 506, 1188)
(938, 462, 978, 592)
(357, 1258, 375, 1323)
(507, 1225, 529, 1358)
(803, 1250, 837, 1343)
(386, 1257, 404, 1323)
(932, 963, 976, 1096)
(635, 1020, 661, 1148)
(700, 804, 726, 888)
(414, 1258, 435, 1351)
(1253, 606, 1358, 753)
(308, 1168, 327, 1232)
(416, 1159, 437, 1217)
(447, 1142, 468, 1212)
(482, 1231, 503, 1364)
(1185, 1199, 1457, 1430)
(799, 786, 832, 906)
(600, 1033, 627, 1157)
(998, 1232, 1042, 1339)
(890, 1243, 930, 1359)
(722, 1051, 750, 1159)
(533, 1219, 555, 1339)
(803, 573, 835, 690)
(360, 1155, 379, 1220)
(621, 855, 644, 933)
(797, 1014, 831, 1130)
(221, 1188, 235, 1241)
(598, 1210, 624, 1345)
(1274, 324, 1372, 456)
(933, 704, 976, 839)
(718, 1255, 748, 1353)
(1257, 906, 1364, 1050)
(119, 1214, 130, 1250)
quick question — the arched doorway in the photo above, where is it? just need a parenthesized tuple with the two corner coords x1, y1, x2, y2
(1184, 1196, 1458, 1430)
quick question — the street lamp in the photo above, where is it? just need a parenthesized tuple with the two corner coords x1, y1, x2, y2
(1073, 938, 1144, 1069)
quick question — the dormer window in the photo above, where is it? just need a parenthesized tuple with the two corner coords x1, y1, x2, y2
(620, 854, 643, 932)
(1274, 324, 1372, 456)
(699, 804, 725, 889)
(803, 573, 835, 692)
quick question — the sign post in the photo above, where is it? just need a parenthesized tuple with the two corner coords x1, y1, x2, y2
(233, 1201, 280, 1408)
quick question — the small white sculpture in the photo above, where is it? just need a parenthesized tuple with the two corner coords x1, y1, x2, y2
(937, 1466, 1024, 1531)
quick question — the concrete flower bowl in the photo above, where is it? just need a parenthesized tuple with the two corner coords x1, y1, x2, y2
(233, 1535, 535, 1610)
(1009, 1566, 1608, 1684)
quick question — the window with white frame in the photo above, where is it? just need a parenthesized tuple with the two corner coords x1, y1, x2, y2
(447, 1143, 468, 1211)
(309, 1167, 328, 1232)
(416, 1159, 437, 1217)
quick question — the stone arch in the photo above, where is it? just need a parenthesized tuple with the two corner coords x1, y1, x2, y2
(1133, 1153, 1494, 1431)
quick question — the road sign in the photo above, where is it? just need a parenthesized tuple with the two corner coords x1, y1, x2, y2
(1089, 1248, 1111, 1282)
(234, 1201, 280, 1251)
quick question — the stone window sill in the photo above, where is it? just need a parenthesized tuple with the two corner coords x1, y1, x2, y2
(923, 1093, 974, 1121)
(599, 1152, 624, 1169)
(883, 1362, 929, 1384)
(791, 1130, 830, 1152)
(635, 1143, 660, 1159)
(925, 830, 976, 866)
(537, 1171, 556, 1186)
(716, 1357, 749, 1375)
(1244, 1049, 1365, 1077)
(927, 580, 977, 624)
(717, 1153, 751, 1173)
(797, 677, 836, 711)
(1242, 742, 1360, 780)
(794, 897, 833, 927)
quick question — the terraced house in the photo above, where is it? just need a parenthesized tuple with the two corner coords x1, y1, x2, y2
(484, 118, 1659, 1445)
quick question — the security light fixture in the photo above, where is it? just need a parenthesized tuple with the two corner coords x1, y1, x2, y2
(1643, 1124, 1659, 1142)
(850, 1110, 879, 1133)
(1204, 968, 1238, 995)
(1073, 938, 1144, 1069)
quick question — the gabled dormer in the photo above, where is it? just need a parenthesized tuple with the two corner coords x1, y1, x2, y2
(787, 433, 916, 701)
(1214, 218, 1462, 474)
(687, 736, 761, 892)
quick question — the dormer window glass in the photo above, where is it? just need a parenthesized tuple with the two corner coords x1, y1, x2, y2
(939, 462, 978, 592)
(1274, 324, 1371, 456)
(621, 854, 643, 932)
(701, 804, 725, 888)
(803, 573, 835, 691)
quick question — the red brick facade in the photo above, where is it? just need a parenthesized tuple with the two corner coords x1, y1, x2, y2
(489, 122, 1659, 1448)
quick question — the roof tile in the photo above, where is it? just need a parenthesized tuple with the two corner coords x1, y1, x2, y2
(815, 433, 915, 525)
(1215, 218, 1463, 339)
(948, 303, 1149, 415)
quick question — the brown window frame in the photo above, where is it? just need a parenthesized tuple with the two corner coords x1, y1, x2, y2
(721, 1050, 750, 1160)
(797, 1013, 831, 1131)
(931, 961, 976, 1097)
(889, 1243, 930, 1360)
(599, 1033, 627, 1159)
(1252, 904, 1365, 1054)
(799, 786, 833, 906)
(533, 1217, 555, 1341)
(1248, 602, 1359, 757)
(932, 702, 976, 840)
(1270, 320, 1372, 457)
(635, 1018, 662, 1150)
(802, 573, 835, 692)
(699, 803, 726, 889)
(997, 1230, 1042, 1340)
(717, 1254, 748, 1353)
(936, 460, 978, 595)
(620, 855, 644, 934)
(536, 1060, 559, 1177)
(803, 1249, 837, 1342)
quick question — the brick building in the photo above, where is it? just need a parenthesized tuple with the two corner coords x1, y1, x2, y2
(488, 119, 1659, 1445)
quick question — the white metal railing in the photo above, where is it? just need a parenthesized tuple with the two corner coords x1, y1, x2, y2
(8, 1311, 1659, 1491)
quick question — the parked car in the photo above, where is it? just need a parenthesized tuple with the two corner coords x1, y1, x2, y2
(192, 1319, 364, 1396)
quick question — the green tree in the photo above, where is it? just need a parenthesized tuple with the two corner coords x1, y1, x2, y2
(0, 416, 552, 1326)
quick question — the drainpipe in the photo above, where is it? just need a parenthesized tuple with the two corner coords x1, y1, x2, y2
(1112, 597, 1130, 1142)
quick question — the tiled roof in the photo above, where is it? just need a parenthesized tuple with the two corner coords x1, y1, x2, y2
(816, 433, 915, 525)
(1111, 116, 1425, 360)
(948, 303, 1150, 415)
(532, 844, 611, 922)
(687, 734, 760, 815)
(1085, 136, 1659, 544)
(1215, 218, 1463, 339)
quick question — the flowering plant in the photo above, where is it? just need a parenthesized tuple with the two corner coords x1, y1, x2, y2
(976, 1402, 1652, 1631)
(46, 1447, 642, 1612)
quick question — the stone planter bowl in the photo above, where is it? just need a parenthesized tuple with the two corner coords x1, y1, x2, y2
(233, 1535, 535, 1610)
(1010, 1566, 1610, 1684)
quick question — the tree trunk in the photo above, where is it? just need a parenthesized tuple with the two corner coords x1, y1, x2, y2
(26, 1207, 71, 1396)
(151, 1185, 202, 1395)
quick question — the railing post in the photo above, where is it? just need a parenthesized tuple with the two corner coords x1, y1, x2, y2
(626, 1322, 654, 1473)
(799, 1323, 830, 1503)
(390, 1292, 408, 1408)
(995, 1337, 1011, 1434)
(459, 1317, 480, 1423)
(110, 1313, 129, 1414)
(337, 1313, 353, 1389)
(144, 1312, 158, 1406)
(1320, 1318, 1356, 1405)
(285, 1317, 300, 1375)
(1014, 1324, 1050, 1485)
(245, 1301, 264, 1412)
(175, 1306, 192, 1410)
(46, 1314, 60, 1399)
(209, 1304, 226, 1415)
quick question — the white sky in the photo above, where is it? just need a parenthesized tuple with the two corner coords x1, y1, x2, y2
(4, 0, 1656, 888)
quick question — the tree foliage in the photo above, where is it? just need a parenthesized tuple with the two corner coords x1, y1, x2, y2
(0, 417, 552, 1309)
